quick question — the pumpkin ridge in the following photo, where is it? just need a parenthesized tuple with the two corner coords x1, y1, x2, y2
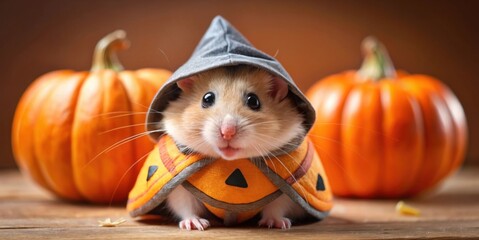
(102, 71, 137, 202)
(338, 82, 361, 195)
(399, 78, 450, 194)
(134, 69, 172, 89)
(421, 77, 466, 182)
(71, 71, 108, 201)
(308, 78, 356, 196)
(32, 75, 64, 193)
(117, 71, 162, 186)
(435, 82, 467, 176)
(424, 86, 456, 190)
(412, 87, 442, 193)
(371, 84, 386, 196)
(109, 72, 139, 202)
(37, 72, 87, 200)
(378, 83, 389, 196)
(131, 75, 159, 176)
(342, 83, 384, 197)
(379, 81, 424, 197)
(68, 73, 92, 199)
(402, 81, 426, 196)
(15, 71, 73, 193)
(94, 72, 107, 201)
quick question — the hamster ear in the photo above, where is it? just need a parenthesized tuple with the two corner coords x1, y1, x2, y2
(269, 77, 289, 102)
(176, 78, 194, 92)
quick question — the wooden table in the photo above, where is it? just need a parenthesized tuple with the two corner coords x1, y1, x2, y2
(1, 167, 478, 239)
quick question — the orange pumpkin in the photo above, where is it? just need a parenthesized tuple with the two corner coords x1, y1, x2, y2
(11, 30, 171, 203)
(306, 37, 467, 198)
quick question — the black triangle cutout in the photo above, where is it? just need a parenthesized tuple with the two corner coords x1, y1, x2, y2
(316, 174, 326, 191)
(147, 165, 158, 181)
(225, 169, 248, 188)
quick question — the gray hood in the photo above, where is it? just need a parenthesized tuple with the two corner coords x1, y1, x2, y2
(147, 16, 315, 141)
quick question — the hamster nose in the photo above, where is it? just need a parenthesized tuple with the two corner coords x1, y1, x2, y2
(221, 115, 237, 140)
(221, 124, 236, 140)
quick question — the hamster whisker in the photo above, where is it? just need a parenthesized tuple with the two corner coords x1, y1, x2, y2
(90, 110, 177, 120)
(92, 111, 147, 117)
(269, 153, 309, 203)
(306, 133, 353, 147)
(304, 122, 400, 142)
(99, 122, 156, 134)
(98, 121, 164, 135)
(103, 112, 150, 119)
(246, 119, 299, 127)
(252, 132, 303, 150)
(158, 48, 172, 67)
(129, 101, 153, 111)
(148, 111, 183, 115)
(156, 137, 193, 168)
(109, 149, 152, 206)
(251, 135, 309, 190)
(259, 136, 356, 188)
(90, 111, 149, 120)
(258, 142, 309, 203)
(253, 134, 304, 167)
(177, 135, 209, 155)
(305, 137, 368, 184)
(252, 144, 275, 175)
(306, 134, 369, 163)
(305, 141, 350, 178)
(82, 130, 164, 170)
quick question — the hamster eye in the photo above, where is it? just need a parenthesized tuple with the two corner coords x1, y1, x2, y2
(245, 93, 261, 111)
(202, 92, 215, 108)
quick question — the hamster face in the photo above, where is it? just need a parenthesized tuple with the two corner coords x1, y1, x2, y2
(161, 66, 305, 160)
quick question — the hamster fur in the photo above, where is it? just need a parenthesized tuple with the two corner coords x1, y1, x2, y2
(161, 65, 307, 230)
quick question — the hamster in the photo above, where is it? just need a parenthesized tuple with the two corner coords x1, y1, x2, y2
(161, 65, 307, 230)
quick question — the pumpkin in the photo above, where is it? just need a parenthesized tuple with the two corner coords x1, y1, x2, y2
(306, 37, 467, 198)
(11, 30, 172, 203)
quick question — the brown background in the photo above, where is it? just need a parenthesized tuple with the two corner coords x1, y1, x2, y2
(1, 0, 478, 169)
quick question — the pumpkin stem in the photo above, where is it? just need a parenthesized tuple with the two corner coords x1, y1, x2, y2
(91, 30, 129, 72)
(357, 36, 396, 81)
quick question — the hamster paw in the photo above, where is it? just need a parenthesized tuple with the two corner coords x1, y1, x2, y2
(179, 217, 210, 231)
(258, 217, 292, 229)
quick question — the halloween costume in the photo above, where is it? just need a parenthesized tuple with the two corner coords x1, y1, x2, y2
(127, 16, 333, 225)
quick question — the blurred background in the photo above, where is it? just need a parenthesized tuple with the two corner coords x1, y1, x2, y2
(1, 0, 478, 169)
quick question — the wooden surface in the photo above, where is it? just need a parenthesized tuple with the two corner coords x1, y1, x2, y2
(0, 168, 478, 239)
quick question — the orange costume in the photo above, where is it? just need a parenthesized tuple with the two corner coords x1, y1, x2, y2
(127, 135, 333, 224)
